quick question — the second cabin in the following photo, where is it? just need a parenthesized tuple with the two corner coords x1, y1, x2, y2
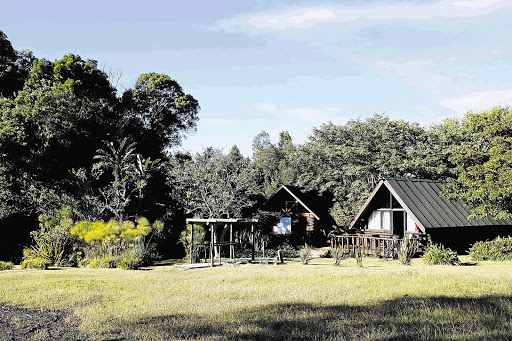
(338, 177, 512, 254)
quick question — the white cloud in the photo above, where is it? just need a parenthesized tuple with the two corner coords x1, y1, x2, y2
(214, 0, 510, 32)
(441, 88, 512, 113)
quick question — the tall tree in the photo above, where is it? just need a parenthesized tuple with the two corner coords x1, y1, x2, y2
(252, 130, 298, 197)
(168, 147, 254, 219)
(442, 106, 512, 220)
(295, 114, 425, 226)
(0, 31, 33, 98)
(119, 73, 200, 158)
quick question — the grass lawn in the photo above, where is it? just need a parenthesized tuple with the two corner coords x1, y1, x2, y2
(2, 256, 512, 340)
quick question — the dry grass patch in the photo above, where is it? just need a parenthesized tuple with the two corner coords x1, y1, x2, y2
(1, 257, 512, 340)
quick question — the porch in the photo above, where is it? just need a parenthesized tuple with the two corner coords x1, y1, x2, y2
(330, 233, 426, 258)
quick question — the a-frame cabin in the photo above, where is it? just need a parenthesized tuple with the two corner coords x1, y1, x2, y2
(345, 178, 512, 253)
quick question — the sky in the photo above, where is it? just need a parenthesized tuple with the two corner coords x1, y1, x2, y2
(2, 0, 512, 156)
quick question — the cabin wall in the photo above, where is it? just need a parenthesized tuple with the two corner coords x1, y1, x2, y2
(426, 226, 512, 254)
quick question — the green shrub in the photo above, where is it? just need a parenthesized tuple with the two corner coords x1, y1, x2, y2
(21, 256, 51, 270)
(264, 243, 299, 258)
(0, 261, 14, 270)
(179, 223, 205, 263)
(469, 236, 512, 261)
(300, 244, 312, 265)
(354, 246, 363, 267)
(71, 217, 158, 269)
(20, 248, 51, 269)
(85, 257, 116, 268)
(22, 206, 76, 268)
(331, 247, 345, 266)
(115, 247, 146, 270)
(423, 238, 460, 265)
(398, 237, 418, 265)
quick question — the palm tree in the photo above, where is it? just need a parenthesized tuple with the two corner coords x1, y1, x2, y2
(93, 138, 137, 221)
(93, 138, 137, 184)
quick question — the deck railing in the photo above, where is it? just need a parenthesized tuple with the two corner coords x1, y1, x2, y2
(330, 234, 403, 257)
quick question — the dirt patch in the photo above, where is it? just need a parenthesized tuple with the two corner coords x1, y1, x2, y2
(0, 304, 90, 341)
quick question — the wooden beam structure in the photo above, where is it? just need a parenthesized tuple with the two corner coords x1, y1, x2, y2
(186, 218, 259, 266)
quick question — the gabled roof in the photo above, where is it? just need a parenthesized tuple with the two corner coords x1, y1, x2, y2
(260, 185, 320, 220)
(350, 178, 512, 230)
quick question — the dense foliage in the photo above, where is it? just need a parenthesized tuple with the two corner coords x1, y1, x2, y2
(423, 238, 460, 266)
(442, 106, 512, 220)
(469, 236, 512, 261)
(0, 31, 198, 261)
(72, 217, 158, 269)
(168, 146, 255, 219)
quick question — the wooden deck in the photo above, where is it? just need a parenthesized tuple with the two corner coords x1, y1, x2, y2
(330, 234, 403, 257)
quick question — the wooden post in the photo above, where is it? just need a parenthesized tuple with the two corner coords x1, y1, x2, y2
(230, 223, 233, 261)
(190, 223, 194, 264)
(210, 223, 214, 267)
(251, 224, 255, 261)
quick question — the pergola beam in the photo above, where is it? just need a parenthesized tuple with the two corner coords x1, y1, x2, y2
(186, 218, 259, 266)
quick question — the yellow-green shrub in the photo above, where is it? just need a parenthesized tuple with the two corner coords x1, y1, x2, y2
(71, 217, 159, 269)
(0, 261, 14, 270)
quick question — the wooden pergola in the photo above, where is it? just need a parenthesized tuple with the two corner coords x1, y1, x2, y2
(185, 218, 259, 267)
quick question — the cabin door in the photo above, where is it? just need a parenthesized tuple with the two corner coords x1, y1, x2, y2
(392, 211, 405, 238)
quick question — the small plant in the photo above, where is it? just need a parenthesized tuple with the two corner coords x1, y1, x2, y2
(469, 236, 512, 261)
(354, 245, 363, 267)
(331, 247, 344, 266)
(300, 243, 312, 265)
(423, 237, 460, 266)
(20, 249, 51, 269)
(398, 236, 417, 265)
(21, 206, 76, 268)
(0, 261, 14, 270)
(116, 247, 147, 270)
(179, 223, 205, 263)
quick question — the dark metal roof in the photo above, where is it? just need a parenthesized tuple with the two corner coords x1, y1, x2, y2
(260, 185, 320, 220)
(350, 178, 512, 230)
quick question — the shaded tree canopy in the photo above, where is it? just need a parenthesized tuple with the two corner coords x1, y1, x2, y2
(0, 33, 199, 223)
(252, 130, 298, 197)
(119, 73, 200, 158)
(442, 106, 512, 220)
(0, 31, 33, 99)
(294, 115, 426, 226)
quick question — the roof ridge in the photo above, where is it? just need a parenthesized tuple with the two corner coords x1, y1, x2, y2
(384, 177, 444, 183)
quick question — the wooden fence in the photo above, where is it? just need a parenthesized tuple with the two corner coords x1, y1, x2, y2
(330, 234, 402, 257)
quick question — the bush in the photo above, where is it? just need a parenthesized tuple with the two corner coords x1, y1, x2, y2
(398, 237, 418, 265)
(354, 246, 363, 267)
(71, 217, 158, 269)
(21, 250, 51, 269)
(22, 206, 76, 268)
(0, 261, 14, 270)
(331, 247, 345, 266)
(469, 236, 512, 261)
(179, 223, 205, 263)
(115, 247, 147, 270)
(423, 238, 460, 265)
(86, 257, 116, 269)
(300, 244, 312, 265)
(20, 248, 51, 269)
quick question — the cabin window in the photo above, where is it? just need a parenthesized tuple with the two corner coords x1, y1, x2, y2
(368, 210, 382, 229)
(368, 210, 392, 230)
(273, 217, 292, 234)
